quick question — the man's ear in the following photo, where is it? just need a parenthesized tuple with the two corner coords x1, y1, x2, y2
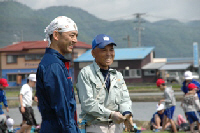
(53, 31, 59, 41)
(91, 49, 95, 58)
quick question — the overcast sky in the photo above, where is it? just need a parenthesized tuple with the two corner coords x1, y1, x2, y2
(15, 0, 200, 22)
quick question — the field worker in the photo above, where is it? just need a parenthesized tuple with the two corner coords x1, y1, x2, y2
(181, 83, 200, 132)
(156, 79, 177, 133)
(181, 71, 200, 99)
(0, 78, 9, 115)
(76, 34, 133, 133)
(17, 74, 37, 133)
(36, 16, 80, 133)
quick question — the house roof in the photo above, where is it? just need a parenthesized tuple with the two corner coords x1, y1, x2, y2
(74, 47, 155, 62)
(0, 41, 92, 52)
(142, 62, 165, 69)
(159, 63, 191, 70)
(167, 58, 193, 63)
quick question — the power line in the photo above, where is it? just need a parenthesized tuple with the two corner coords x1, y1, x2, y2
(145, 14, 192, 22)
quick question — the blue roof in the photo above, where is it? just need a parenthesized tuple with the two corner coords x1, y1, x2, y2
(74, 47, 155, 62)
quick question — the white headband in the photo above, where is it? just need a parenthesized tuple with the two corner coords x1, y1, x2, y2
(44, 16, 78, 47)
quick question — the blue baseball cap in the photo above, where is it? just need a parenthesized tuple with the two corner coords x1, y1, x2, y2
(92, 34, 116, 50)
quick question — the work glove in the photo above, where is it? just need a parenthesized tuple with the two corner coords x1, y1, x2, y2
(110, 111, 126, 124)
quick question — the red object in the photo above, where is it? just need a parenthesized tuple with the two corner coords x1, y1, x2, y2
(0, 78, 9, 87)
(65, 62, 78, 125)
(0, 41, 91, 52)
(188, 83, 198, 90)
(156, 79, 165, 87)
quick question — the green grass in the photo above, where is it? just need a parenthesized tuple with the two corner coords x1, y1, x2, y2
(127, 84, 182, 90)
(5, 90, 36, 97)
(6, 91, 20, 97)
(73, 84, 182, 93)
(6, 84, 182, 98)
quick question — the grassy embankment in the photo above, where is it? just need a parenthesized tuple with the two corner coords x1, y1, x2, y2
(5, 83, 182, 107)
(5, 90, 37, 107)
(127, 83, 182, 92)
(127, 84, 183, 102)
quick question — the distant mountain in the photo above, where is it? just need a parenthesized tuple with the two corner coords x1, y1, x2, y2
(1, 1, 200, 58)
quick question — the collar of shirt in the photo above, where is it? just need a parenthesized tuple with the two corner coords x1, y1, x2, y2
(45, 48, 70, 63)
(92, 60, 116, 74)
(183, 79, 196, 87)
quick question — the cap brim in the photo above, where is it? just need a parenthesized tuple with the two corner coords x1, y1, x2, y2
(157, 108, 164, 111)
(189, 88, 199, 91)
(3, 84, 9, 87)
(185, 77, 193, 79)
(97, 42, 116, 49)
(28, 78, 36, 82)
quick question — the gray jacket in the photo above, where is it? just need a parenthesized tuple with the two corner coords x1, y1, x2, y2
(164, 87, 176, 108)
(76, 61, 133, 123)
(182, 93, 200, 112)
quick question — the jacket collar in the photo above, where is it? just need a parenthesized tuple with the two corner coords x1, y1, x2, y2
(183, 79, 195, 86)
(92, 60, 116, 74)
(45, 48, 70, 62)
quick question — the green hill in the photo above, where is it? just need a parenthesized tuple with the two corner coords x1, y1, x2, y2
(1, 1, 200, 58)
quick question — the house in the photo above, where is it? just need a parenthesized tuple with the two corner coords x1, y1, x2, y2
(142, 58, 198, 83)
(0, 40, 91, 86)
(74, 47, 155, 84)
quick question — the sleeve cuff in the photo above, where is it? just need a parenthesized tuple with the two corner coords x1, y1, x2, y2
(122, 111, 132, 116)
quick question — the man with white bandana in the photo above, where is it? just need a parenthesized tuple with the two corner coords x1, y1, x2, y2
(36, 16, 80, 133)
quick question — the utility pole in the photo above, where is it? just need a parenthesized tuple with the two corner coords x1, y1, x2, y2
(21, 30, 23, 42)
(134, 13, 145, 47)
(123, 35, 131, 48)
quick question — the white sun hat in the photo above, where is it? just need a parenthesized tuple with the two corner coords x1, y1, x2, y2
(6, 118, 14, 131)
(157, 104, 165, 111)
(184, 71, 193, 80)
(28, 74, 36, 82)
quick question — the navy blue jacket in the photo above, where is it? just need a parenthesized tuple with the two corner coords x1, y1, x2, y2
(36, 48, 80, 133)
(0, 89, 8, 107)
(181, 79, 200, 99)
(150, 112, 164, 124)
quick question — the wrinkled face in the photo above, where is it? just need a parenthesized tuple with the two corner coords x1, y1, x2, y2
(57, 30, 78, 55)
(92, 44, 115, 69)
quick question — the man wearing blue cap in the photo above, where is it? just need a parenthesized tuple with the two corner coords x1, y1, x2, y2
(76, 34, 133, 133)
